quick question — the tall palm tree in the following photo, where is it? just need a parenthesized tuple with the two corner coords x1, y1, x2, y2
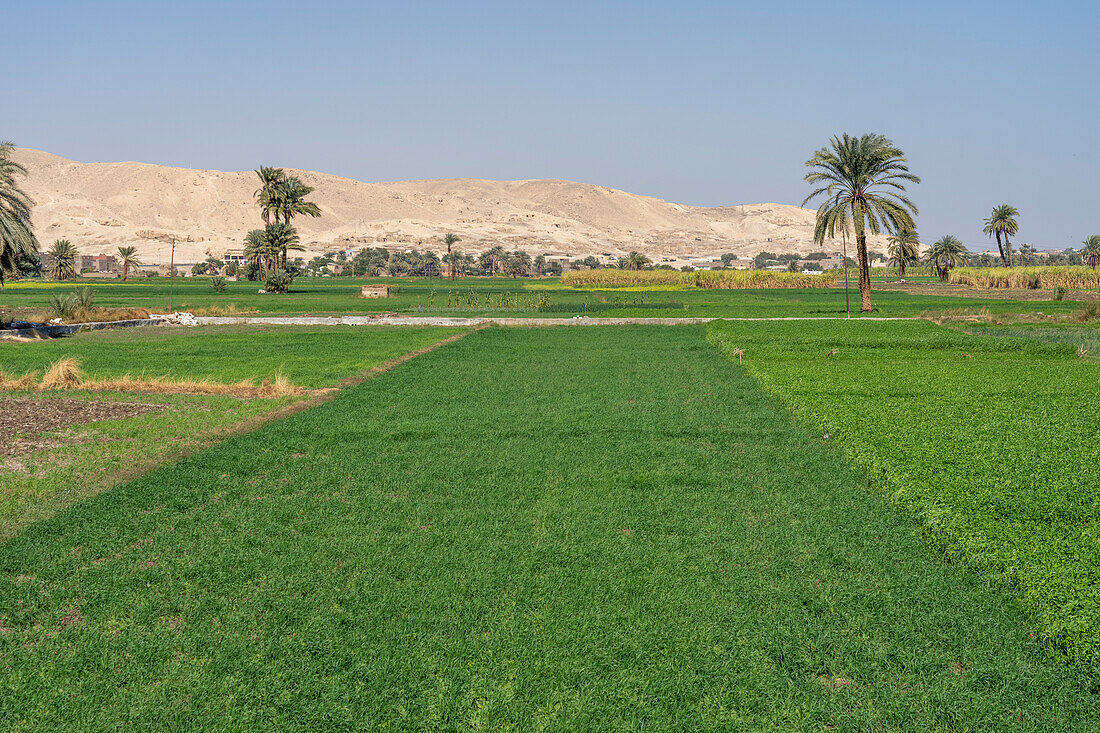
(1083, 235, 1100, 270)
(275, 176, 321, 225)
(804, 133, 920, 312)
(886, 229, 920, 281)
(0, 142, 39, 284)
(443, 233, 461, 280)
(926, 235, 968, 281)
(117, 246, 141, 280)
(263, 223, 301, 270)
(47, 239, 78, 280)
(983, 204, 1019, 268)
(254, 166, 286, 226)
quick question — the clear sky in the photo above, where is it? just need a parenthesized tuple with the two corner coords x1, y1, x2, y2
(9, 0, 1098, 250)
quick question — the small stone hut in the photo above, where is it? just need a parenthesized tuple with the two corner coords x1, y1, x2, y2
(360, 285, 390, 298)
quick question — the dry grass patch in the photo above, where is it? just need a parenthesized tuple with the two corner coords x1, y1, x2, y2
(2, 357, 315, 398)
(189, 304, 260, 317)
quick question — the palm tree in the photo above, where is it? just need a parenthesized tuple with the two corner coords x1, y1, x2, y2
(507, 250, 533, 278)
(244, 229, 270, 275)
(804, 133, 920, 312)
(0, 142, 39, 284)
(443, 233, 461, 280)
(482, 245, 507, 275)
(117, 246, 141, 280)
(926, 235, 969, 281)
(626, 251, 651, 270)
(48, 239, 78, 280)
(275, 176, 321, 225)
(1083, 235, 1100, 270)
(886, 229, 920, 282)
(983, 204, 1019, 268)
(254, 167, 285, 226)
(264, 223, 301, 270)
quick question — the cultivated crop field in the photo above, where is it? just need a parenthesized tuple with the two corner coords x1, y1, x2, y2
(0, 325, 466, 389)
(707, 319, 1100, 662)
(0, 275, 1089, 320)
(0, 326, 466, 539)
(2, 326, 1099, 730)
(2, 318, 1100, 729)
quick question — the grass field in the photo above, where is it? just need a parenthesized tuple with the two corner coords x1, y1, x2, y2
(707, 319, 1100, 663)
(0, 325, 466, 389)
(2, 326, 1097, 730)
(0, 390, 297, 539)
(964, 323, 1100, 355)
(0, 276, 1089, 320)
(1, 327, 467, 541)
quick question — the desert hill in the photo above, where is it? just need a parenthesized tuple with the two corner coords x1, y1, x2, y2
(13, 148, 888, 265)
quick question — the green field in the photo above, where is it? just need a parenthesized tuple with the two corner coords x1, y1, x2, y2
(0, 390, 296, 539)
(0, 325, 465, 388)
(1, 327, 467, 540)
(707, 319, 1100, 662)
(964, 323, 1100, 354)
(0, 276, 1087, 320)
(2, 326, 1098, 729)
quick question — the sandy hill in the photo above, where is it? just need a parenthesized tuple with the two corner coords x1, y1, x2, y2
(13, 148, 888, 265)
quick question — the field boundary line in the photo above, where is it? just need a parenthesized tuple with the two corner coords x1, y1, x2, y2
(191, 315, 919, 327)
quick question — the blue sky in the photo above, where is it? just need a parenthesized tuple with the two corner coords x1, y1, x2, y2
(8, 1, 1098, 250)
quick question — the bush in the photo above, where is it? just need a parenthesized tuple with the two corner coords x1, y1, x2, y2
(1055, 286, 1068, 301)
(210, 276, 227, 293)
(46, 288, 95, 321)
(264, 269, 295, 294)
(1076, 299, 1100, 322)
(72, 287, 95, 310)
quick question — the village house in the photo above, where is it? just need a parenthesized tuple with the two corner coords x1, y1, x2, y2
(79, 254, 116, 273)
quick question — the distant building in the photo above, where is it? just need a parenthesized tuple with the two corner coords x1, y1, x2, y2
(79, 254, 116, 273)
(222, 248, 247, 264)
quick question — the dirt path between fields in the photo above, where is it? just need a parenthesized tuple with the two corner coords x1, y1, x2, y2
(193, 315, 916, 327)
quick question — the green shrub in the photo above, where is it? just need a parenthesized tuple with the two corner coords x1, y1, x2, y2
(264, 269, 295, 294)
(210, 276, 227, 293)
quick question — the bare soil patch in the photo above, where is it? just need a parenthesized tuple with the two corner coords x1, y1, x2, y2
(0, 397, 166, 457)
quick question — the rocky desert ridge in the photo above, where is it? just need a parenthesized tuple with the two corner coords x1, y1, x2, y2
(13, 148, 890, 266)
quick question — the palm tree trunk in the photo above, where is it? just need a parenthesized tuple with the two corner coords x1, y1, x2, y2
(996, 233, 1008, 268)
(853, 206, 872, 312)
(856, 235, 872, 312)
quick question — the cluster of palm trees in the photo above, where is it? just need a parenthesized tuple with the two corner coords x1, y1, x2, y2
(886, 229, 968, 282)
(925, 235, 968, 281)
(619, 251, 652, 270)
(244, 167, 320, 286)
(982, 204, 1019, 267)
